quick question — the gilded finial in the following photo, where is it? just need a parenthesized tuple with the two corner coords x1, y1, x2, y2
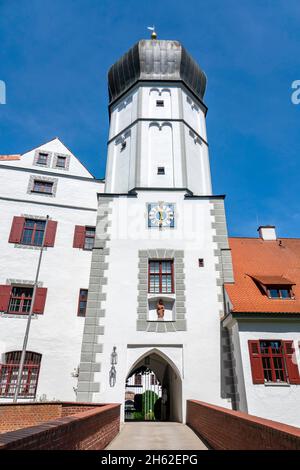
(147, 25, 157, 40)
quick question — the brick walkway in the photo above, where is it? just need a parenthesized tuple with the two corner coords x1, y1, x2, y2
(106, 422, 208, 450)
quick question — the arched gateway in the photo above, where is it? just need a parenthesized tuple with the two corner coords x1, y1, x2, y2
(125, 349, 182, 422)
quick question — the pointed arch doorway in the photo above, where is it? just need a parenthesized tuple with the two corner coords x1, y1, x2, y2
(125, 349, 182, 422)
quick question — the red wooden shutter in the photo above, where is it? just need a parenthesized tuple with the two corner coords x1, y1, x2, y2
(248, 340, 264, 384)
(0, 285, 12, 312)
(44, 221, 57, 247)
(33, 288, 47, 314)
(8, 216, 25, 243)
(73, 225, 85, 248)
(283, 340, 300, 384)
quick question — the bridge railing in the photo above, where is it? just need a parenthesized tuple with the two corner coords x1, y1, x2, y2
(0, 402, 120, 450)
(187, 400, 300, 450)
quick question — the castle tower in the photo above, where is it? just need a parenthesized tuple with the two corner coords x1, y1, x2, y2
(105, 39, 211, 195)
(77, 36, 234, 422)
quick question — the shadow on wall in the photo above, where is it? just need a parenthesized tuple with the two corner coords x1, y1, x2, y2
(220, 324, 239, 410)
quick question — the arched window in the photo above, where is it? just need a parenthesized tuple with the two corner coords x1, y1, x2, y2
(0, 351, 41, 398)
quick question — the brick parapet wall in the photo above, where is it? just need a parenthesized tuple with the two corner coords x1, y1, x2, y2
(0, 403, 120, 450)
(0, 402, 106, 433)
(187, 400, 300, 450)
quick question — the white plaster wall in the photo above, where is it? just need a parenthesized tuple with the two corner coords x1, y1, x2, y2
(140, 85, 180, 120)
(181, 89, 207, 142)
(0, 150, 101, 402)
(3, 138, 95, 178)
(109, 89, 138, 140)
(106, 126, 137, 193)
(139, 120, 183, 189)
(185, 127, 212, 195)
(93, 191, 231, 420)
(148, 123, 174, 187)
(0, 167, 103, 209)
(105, 83, 211, 195)
(238, 321, 300, 427)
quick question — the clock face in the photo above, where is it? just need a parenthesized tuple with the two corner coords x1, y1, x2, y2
(148, 203, 175, 228)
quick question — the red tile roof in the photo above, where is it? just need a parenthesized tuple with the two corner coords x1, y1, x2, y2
(226, 237, 300, 314)
(0, 155, 20, 161)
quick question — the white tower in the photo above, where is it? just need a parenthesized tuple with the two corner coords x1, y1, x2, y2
(77, 36, 234, 422)
(105, 39, 212, 195)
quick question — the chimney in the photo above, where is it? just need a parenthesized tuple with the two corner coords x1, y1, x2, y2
(258, 225, 277, 241)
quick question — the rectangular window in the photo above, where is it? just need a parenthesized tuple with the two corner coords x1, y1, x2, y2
(157, 167, 165, 175)
(21, 219, 46, 246)
(120, 141, 126, 152)
(84, 227, 95, 250)
(198, 258, 204, 267)
(267, 286, 292, 299)
(8, 287, 33, 315)
(150, 374, 159, 385)
(32, 180, 53, 194)
(0, 351, 41, 398)
(156, 100, 164, 107)
(78, 289, 88, 317)
(134, 374, 142, 386)
(259, 340, 287, 383)
(36, 152, 48, 166)
(149, 260, 174, 294)
(56, 156, 66, 168)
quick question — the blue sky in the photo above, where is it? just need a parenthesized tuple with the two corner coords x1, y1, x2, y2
(0, 0, 299, 237)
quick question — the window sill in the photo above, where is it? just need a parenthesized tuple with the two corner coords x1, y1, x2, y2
(0, 396, 36, 399)
(30, 190, 54, 196)
(147, 320, 175, 323)
(0, 313, 39, 319)
(264, 382, 290, 387)
(14, 243, 44, 250)
(147, 293, 175, 299)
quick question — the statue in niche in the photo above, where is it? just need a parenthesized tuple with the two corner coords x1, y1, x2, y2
(156, 299, 165, 320)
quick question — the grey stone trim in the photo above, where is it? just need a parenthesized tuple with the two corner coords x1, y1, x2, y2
(27, 175, 58, 198)
(0, 313, 38, 319)
(52, 152, 71, 171)
(33, 150, 52, 168)
(77, 197, 112, 402)
(6, 279, 43, 287)
(137, 249, 187, 332)
(21, 213, 51, 220)
(220, 326, 239, 409)
(14, 244, 48, 251)
(210, 199, 234, 318)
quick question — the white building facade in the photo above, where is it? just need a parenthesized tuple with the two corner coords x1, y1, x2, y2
(0, 138, 104, 401)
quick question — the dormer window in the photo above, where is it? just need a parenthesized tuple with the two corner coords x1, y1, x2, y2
(36, 152, 49, 166)
(250, 275, 295, 300)
(268, 287, 292, 299)
(56, 156, 66, 168)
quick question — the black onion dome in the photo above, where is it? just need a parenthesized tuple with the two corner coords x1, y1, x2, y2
(108, 39, 207, 104)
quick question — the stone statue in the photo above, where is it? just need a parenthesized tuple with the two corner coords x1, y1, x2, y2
(156, 299, 165, 319)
